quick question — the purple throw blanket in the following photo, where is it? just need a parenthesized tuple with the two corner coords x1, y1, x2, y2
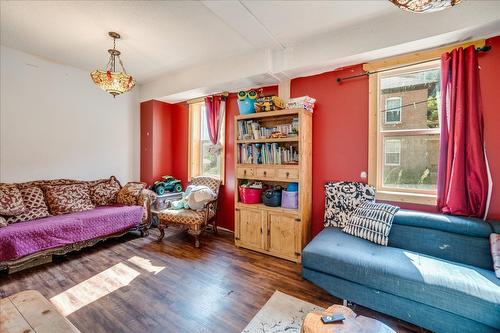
(0, 205, 143, 262)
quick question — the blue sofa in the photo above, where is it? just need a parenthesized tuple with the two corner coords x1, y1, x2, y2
(302, 210, 500, 333)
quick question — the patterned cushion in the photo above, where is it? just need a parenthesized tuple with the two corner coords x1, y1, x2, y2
(6, 186, 50, 223)
(44, 183, 95, 215)
(343, 201, 400, 246)
(491, 234, 500, 278)
(90, 176, 122, 206)
(189, 176, 221, 195)
(324, 181, 375, 228)
(158, 209, 213, 226)
(0, 216, 7, 228)
(16, 178, 83, 190)
(0, 184, 26, 216)
(117, 182, 147, 206)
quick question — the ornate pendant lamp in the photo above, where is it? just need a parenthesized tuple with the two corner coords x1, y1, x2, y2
(389, 0, 462, 13)
(90, 32, 135, 97)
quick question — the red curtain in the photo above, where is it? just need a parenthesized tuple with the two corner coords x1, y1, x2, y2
(204, 95, 226, 145)
(437, 45, 491, 218)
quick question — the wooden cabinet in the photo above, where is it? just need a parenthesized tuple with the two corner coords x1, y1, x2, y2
(267, 213, 300, 260)
(236, 208, 301, 261)
(235, 208, 265, 251)
(234, 109, 312, 263)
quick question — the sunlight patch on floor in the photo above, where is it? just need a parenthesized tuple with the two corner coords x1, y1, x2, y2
(50, 262, 140, 316)
(127, 255, 165, 275)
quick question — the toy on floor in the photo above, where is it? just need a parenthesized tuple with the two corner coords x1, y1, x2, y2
(150, 176, 182, 195)
(170, 184, 216, 211)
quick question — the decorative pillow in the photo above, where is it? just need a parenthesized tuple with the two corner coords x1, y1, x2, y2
(343, 201, 400, 246)
(44, 183, 95, 215)
(0, 216, 7, 228)
(185, 185, 216, 211)
(90, 176, 122, 206)
(324, 181, 375, 228)
(491, 233, 500, 278)
(117, 182, 147, 206)
(0, 183, 26, 216)
(6, 186, 50, 223)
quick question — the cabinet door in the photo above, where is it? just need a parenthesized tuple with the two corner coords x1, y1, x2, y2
(236, 208, 265, 250)
(267, 213, 301, 259)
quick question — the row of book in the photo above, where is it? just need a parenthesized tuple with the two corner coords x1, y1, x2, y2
(237, 119, 299, 140)
(237, 143, 299, 165)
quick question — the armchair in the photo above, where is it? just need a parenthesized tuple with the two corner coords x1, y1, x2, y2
(156, 176, 221, 247)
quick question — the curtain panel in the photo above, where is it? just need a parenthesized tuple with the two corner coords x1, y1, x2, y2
(204, 95, 226, 145)
(437, 45, 491, 218)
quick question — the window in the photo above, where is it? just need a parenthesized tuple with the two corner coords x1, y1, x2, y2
(384, 139, 401, 166)
(384, 97, 402, 124)
(368, 60, 441, 205)
(188, 102, 225, 182)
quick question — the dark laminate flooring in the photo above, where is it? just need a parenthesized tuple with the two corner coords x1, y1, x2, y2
(0, 228, 427, 333)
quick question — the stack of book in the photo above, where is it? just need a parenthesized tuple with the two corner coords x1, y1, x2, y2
(237, 143, 299, 165)
(237, 119, 299, 140)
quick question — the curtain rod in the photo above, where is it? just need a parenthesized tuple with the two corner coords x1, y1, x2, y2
(187, 92, 229, 105)
(337, 45, 492, 83)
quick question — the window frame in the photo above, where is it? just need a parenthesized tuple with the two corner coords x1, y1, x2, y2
(384, 139, 401, 166)
(384, 97, 402, 124)
(188, 102, 225, 184)
(368, 61, 441, 205)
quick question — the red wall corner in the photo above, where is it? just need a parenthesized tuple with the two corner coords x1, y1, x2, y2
(140, 99, 176, 186)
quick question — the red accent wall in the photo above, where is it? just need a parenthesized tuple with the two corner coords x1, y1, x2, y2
(165, 86, 278, 231)
(479, 36, 500, 221)
(141, 35, 500, 236)
(140, 100, 175, 185)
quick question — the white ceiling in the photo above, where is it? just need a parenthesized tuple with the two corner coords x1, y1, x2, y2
(1, 0, 500, 102)
(0, 0, 394, 82)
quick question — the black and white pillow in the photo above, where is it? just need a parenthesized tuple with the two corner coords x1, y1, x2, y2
(324, 181, 375, 228)
(343, 201, 400, 246)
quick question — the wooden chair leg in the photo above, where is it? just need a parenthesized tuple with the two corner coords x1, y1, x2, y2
(212, 220, 218, 235)
(157, 226, 165, 242)
(188, 229, 201, 248)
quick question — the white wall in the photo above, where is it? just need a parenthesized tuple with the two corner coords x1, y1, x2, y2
(0, 46, 140, 183)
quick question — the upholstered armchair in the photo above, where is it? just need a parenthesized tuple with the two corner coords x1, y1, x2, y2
(156, 176, 221, 247)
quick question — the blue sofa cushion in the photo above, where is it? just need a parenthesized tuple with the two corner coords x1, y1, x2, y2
(302, 228, 500, 329)
(393, 210, 493, 237)
(390, 210, 494, 269)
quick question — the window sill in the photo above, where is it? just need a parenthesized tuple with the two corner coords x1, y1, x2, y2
(376, 190, 436, 206)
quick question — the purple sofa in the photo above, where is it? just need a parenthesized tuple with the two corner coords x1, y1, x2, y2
(0, 178, 155, 273)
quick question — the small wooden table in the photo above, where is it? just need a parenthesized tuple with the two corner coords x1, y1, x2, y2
(302, 305, 395, 333)
(0, 290, 81, 333)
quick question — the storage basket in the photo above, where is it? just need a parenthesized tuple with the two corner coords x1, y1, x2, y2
(239, 187, 263, 204)
(281, 190, 298, 209)
(262, 188, 282, 207)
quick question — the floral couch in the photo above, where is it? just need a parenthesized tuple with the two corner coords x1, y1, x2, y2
(0, 176, 156, 273)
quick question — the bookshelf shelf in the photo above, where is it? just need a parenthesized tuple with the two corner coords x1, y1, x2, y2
(236, 137, 299, 144)
(236, 108, 301, 120)
(234, 108, 312, 263)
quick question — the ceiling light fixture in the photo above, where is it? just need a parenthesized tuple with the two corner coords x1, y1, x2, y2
(90, 32, 135, 97)
(389, 0, 462, 13)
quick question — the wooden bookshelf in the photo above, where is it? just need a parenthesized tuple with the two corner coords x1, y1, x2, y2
(234, 108, 312, 263)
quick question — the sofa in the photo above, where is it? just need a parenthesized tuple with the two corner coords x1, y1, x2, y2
(0, 177, 156, 273)
(302, 210, 500, 333)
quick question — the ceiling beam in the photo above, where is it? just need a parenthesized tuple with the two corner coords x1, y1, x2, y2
(140, 2, 500, 103)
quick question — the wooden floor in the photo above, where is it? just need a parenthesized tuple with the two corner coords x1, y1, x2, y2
(0, 229, 426, 333)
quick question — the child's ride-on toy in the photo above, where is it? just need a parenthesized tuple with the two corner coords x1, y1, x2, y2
(150, 176, 182, 195)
